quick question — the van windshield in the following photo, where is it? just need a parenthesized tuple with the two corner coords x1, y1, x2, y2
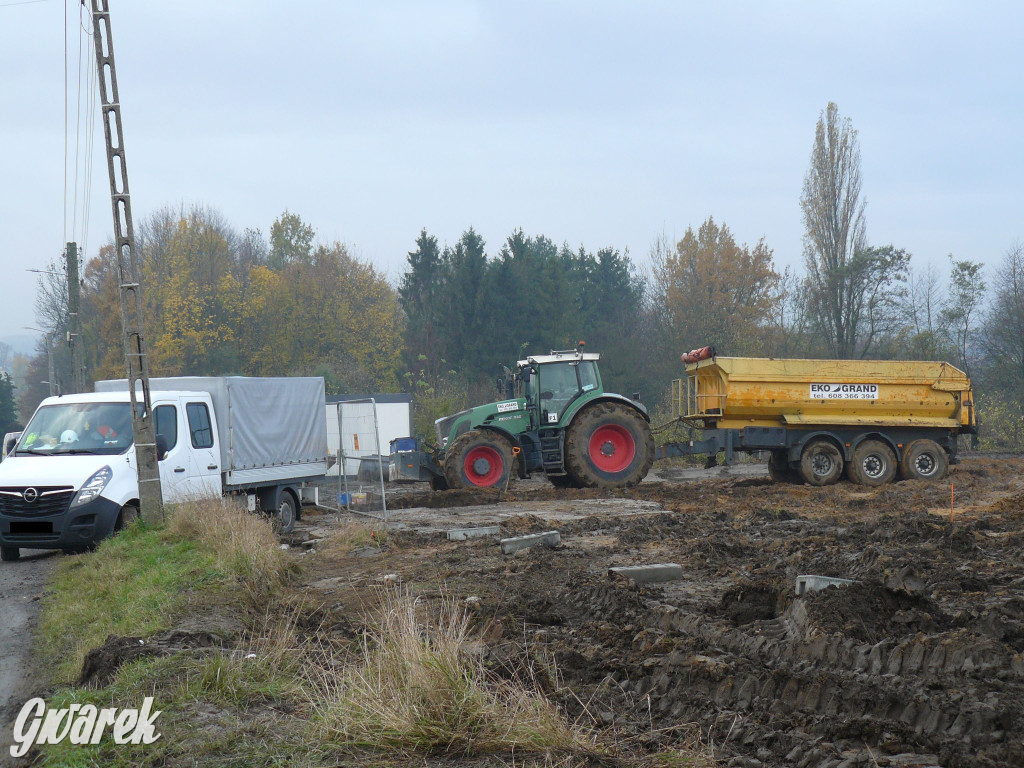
(16, 403, 134, 456)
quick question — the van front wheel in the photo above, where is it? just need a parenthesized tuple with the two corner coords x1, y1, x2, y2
(115, 504, 139, 532)
(1, 546, 19, 562)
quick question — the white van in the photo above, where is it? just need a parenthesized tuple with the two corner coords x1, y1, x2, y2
(0, 377, 327, 562)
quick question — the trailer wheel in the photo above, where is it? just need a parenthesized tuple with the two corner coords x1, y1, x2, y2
(1, 546, 20, 562)
(899, 439, 948, 481)
(565, 403, 654, 488)
(444, 430, 516, 490)
(767, 451, 802, 484)
(275, 490, 297, 534)
(798, 440, 844, 486)
(847, 440, 897, 486)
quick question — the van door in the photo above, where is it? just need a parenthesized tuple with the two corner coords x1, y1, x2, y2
(184, 399, 221, 498)
(155, 402, 193, 503)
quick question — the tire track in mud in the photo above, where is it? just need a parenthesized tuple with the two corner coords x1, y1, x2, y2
(325, 458, 1024, 767)
(543, 574, 1024, 767)
(485, 475, 1024, 768)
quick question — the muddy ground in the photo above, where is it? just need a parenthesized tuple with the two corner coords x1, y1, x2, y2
(294, 457, 1024, 768)
(0, 550, 56, 767)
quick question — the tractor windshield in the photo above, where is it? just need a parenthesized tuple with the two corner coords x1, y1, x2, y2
(538, 361, 599, 423)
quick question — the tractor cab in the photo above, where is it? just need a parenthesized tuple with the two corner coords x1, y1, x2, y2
(517, 349, 603, 429)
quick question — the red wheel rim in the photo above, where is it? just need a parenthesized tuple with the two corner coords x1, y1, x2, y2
(588, 424, 635, 473)
(464, 446, 504, 486)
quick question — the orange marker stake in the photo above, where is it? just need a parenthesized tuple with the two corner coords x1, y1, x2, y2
(950, 483, 955, 523)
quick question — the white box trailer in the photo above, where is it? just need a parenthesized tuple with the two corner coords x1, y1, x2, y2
(97, 376, 328, 489)
(326, 394, 413, 477)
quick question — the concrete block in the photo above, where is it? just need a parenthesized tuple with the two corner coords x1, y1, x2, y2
(500, 530, 560, 555)
(609, 563, 684, 584)
(447, 526, 501, 541)
(795, 574, 856, 596)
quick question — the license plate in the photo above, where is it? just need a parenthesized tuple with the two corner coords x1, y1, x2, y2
(10, 521, 52, 534)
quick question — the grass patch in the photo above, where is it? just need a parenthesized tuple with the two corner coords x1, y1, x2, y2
(31, 501, 669, 767)
(315, 590, 593, 757)
(35, 649, 318, 768)
(39, 498, 288, 684)
(317, 516, 387, 556)
(34, 499, 311, 767)
(166, 498, 290, 595)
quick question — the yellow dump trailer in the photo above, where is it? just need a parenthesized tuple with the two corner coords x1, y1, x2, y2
(660, 356, 975, 487)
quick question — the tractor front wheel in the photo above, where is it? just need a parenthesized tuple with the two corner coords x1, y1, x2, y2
(565, 403, 654, 488)
(444, 430, 517, 490)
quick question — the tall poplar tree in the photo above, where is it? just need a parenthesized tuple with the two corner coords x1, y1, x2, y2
(800, 103, 908, 358)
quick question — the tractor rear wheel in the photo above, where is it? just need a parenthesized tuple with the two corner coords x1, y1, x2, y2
(444, 430, 517, 490)
(565, 403, 654, 488)
(899, 439, 948, 481)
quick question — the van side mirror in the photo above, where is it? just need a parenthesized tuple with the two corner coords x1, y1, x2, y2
(155, 434, 169, 461)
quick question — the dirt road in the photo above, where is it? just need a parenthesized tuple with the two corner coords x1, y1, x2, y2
(0, 550, 56, 765)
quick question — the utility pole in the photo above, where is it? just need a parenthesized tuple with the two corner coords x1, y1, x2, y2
(90, 0, 163, 522)
(65, 242, 86, 393)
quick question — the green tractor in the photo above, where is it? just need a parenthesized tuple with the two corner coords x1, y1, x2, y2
(390, 345, 654, 490)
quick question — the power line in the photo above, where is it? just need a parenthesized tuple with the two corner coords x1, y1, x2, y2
(72, 0, 83, 242)
(0, 0, 53, 7)
(71, 2, 96, 261)
(62, 0, 68, 242)
(82, 18, 97, 261)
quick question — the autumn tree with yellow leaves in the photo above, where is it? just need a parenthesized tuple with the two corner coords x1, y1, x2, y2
(77, 205, 401, 394)
(651, 216, 782, 358)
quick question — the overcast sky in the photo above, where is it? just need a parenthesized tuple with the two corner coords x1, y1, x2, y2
(1, 1, 1022, 345)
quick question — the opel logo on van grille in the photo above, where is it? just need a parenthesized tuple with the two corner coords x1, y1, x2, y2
(22, 487, 38, 503)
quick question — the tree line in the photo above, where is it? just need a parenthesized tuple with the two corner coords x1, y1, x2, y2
(7, 102, 1023, 448)
(12, 207, 402, 423)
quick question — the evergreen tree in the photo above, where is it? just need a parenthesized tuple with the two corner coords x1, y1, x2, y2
(441, 228, 489, 372)
(398, 229, 447, 377)
(0, 372, 20, 436)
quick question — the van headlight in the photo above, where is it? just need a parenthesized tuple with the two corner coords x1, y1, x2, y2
(71, 466, 113, 508)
